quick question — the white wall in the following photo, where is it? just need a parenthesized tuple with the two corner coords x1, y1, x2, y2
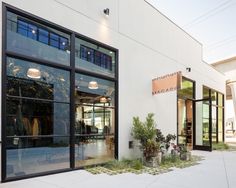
(0, 0, 226, 162)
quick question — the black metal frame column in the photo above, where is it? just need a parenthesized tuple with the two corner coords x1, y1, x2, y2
(1, 3, 7, 182)
(70, 33, 75, 169)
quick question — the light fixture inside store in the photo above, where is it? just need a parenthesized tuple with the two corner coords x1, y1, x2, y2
(100, 97, 107, 103)
(32, 29, 36, 34)
(27, 68, 41, 79)
(103, 8, 110, 16)
(60, 77, 65, 82)
(88, 81, 98, 89)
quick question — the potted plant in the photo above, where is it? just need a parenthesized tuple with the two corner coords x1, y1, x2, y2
(156, 129, 176, 154)
(143, 139, 160, 167)
(131, 113, 160, 167)
(179, 144, 191, 161)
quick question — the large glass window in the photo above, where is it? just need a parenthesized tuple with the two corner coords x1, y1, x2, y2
(203, 86, 224, 143)
(7, 11, 70, 65)
(3, 8, 118, 181)
(75, 38, 116, 78)
(178, 78, 194, 99)
(177, 77, 194, 149)
(74, 74, 115, 167)
(218, 93, 224, 142)
(6, 57, 70, 178)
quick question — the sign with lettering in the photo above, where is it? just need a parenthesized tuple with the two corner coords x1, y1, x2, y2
(152, 71, 182, 95)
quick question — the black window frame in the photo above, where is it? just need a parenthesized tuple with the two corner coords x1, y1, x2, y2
(202, 85, 225, 143)
(2, 3, 119, 182)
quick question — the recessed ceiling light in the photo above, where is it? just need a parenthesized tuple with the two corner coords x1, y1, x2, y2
(109, 51, 113, 54)
(32, 30, 36, 34)
(62, 42, 66, 45)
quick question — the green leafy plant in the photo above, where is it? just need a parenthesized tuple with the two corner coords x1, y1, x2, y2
(156, 129, 176, 151)
(144, 139, 160, 159)
(104, 158, 143, 171)
(132, 113, 157, 147)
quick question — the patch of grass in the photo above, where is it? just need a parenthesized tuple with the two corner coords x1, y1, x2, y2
(85, 155, 203, 176)
(104, 158, 143, 171)
(212, 142, 229, 150)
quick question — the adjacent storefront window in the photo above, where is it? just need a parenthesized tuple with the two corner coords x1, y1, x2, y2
(203, 86, 224, 143)
(3, 8, 117, 181)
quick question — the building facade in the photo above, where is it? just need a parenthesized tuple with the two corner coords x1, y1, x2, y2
(0, 0, 225, 182)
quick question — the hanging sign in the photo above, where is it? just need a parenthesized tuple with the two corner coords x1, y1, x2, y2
(152, 71, 182, 95)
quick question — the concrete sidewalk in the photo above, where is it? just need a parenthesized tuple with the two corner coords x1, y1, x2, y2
(1, 150, 236, 188)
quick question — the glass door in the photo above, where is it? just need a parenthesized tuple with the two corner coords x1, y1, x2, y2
(193, 98, 212, 151)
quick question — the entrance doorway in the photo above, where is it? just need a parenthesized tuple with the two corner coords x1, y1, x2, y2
(177, 99, 193, 150)
(178, 98, 212, 151)
(193, 98, 212, 151)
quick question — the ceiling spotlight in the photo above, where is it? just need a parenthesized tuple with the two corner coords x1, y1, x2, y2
(103, 8, 110, 16)
(27, 68, 41, 79)
(32, 29, 36, 34)
(88, 81, 98, 89)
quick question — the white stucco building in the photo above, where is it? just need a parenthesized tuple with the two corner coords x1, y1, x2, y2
(0, 0, 225, 182)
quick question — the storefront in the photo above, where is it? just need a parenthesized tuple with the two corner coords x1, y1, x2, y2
(0, 0, 226, 182)
(177, 78, 224, 151)
(1, 4, 118, 181)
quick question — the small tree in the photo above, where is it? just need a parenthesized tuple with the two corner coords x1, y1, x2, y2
(132, 113, 157, 148)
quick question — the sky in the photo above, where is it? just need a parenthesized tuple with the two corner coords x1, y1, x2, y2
(148, 0, 236, 64)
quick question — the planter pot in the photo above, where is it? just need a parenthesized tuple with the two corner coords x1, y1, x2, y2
(144, 156, 159, 167)
(157, 152, 162, 165)
(180, 152, 191, 161)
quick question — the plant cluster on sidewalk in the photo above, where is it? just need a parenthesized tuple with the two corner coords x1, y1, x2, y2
(131, 113, 191, 166)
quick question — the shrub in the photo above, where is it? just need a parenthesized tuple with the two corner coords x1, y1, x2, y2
(132, 113, 157, 148)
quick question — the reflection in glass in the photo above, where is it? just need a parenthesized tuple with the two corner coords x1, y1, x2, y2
(6, 137, 70, 178)
(177, 78, 194, 148)
(7, 57, 70, 103)
(74, 73, 115, 167)
(211, 90, 217, 105)
(6, 57, 70, 178)
(218, 93, 223, 107)
(218, 107, 223, 142)
(202, 86, 224, 144)
(178, 78, 194, 99)
(75, 38, 116, 78)
(196, 101, 210, 146)
(7, 11, 70, 65)
(203, 86, 210, 99)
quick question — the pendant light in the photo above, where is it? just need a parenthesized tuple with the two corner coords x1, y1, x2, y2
(88, 81, 98, 89)
(100, 97, 107, 103)
(27, 68, 41, 79)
